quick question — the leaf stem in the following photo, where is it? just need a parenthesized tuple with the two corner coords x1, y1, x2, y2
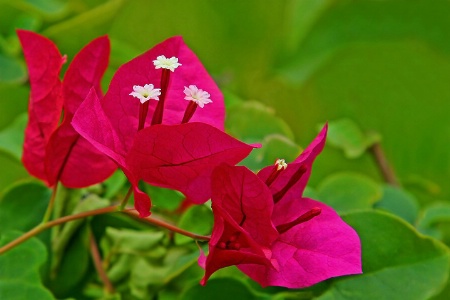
(89, 228, 115, 294)
(118, 186, 133, 211)
(0, 206, 117, 255)
(41, 183, 59, 224)
(122, 209, 211, 241)
(370, 142, 400, 187)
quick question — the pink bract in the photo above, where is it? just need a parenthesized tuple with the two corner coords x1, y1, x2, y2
(72, 37, 246, 218)
(18, 30, 116, 188)
(201, 125, 362, 288)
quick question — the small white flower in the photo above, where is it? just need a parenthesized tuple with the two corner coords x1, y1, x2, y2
(183, 85, 212, 108)
(275, 159, 287, 171)
(129, 84, 161, 103)
(153, 55, 182, 72)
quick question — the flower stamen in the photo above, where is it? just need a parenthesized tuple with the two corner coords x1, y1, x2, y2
(129, 84, 161, 131)
(265, 159, 288, 186)
(153, 55, 182, 72)
(181, 85, 212, 123)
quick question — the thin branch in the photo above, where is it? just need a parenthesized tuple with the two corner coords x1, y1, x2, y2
(369, 142, 400, 187)
(118, 186, 133, 211)
(122, 209, 211, 241)
(89, 228, 114, 294)
(41, 184, 59, 224)
(0, 206, 118, 255)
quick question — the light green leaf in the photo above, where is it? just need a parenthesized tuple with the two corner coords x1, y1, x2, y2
(417, 203, 450, 240)
(326, 119, 381, 159)
(175, 205, 213, 245)
(0, 113, 27, 161)
(102, 170, 126, 200)
(374, 185, 419, 224)
(0, 54, 26, 83)
(43, 0, 125, 57)
(144, 184, 185, 211)
(243, 134, 302, 171)
(315, 211, 450, 300)
(317, 172, 382, 213)
(226, 101, 295, 142)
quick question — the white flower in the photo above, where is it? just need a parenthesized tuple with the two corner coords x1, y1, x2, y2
(183, 85, 212, 108)
(275, 159, 287, 171)
(153, 55, 182, 72)
(129, 84, 161, 103)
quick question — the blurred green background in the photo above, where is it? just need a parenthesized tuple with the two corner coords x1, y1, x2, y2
(1, 0, 449, 204)
(1, 1, 450, 299)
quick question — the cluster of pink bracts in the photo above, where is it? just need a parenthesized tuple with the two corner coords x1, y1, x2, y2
(18, 30, 362, 288)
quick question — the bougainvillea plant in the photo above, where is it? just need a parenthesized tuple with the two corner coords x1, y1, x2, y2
(0, 30, 361, 297)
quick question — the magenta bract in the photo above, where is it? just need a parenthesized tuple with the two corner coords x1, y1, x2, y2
(18, 30, 116, 188)
(72, 36, 249, 217)
(201, 125, 362, 288)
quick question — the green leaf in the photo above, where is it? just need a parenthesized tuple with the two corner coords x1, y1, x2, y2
(273, 1, 450, 200)
(52, 194, 110, 259)
(0, 84, 28, 130)
(144, 184, 185, 211)
(374, 185, 419, 224)
(0, 53, 26, 83)
(180, 277, 257, 300)
(326, 119, 381, 159)
(8, 0, 68, 19)
(43, 0, 125, 58)
(101, 227, 167, 287)
(129, 248, 199, 299)
(175, 205, 213, 245)
(0, 232, 54, 299)
(102, 170, 126, 200)
(417, 203, 450, 240)
(315, 211, 450, 300)
(242, 134, 302, 171)
(226, 101, 295, 142)
(0, 181, 50, 233)
(317, 172, 382, 213)
(48, 225, 90, 297)
(102, 227, 165, 254)
(0, 113, 27, 161)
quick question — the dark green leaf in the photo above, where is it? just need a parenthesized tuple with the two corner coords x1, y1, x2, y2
(417, 203, 450, 240)
(317, 172, 382, 213)
(181, 277, 257, 300)
(0, 181, 50, 233)
(315, 211, 450, 300)
(374, 185, 419, 224)
(0, 232, 54, 299)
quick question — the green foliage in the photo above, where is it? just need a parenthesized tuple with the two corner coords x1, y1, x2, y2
(0, 181, 50, 233)
(316, 211, 450, 300)
(226, 100, 301, 170)
(317, 172, 382, 213)
(1, 0, 450, 299)
(0, 232, 54, 299)
(375, 185, 420, 224)
(181, 277, 257, 300)
(175, 205, 213, 245)
(326, 119, 381, 159)
(0, 113, 27, 161)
